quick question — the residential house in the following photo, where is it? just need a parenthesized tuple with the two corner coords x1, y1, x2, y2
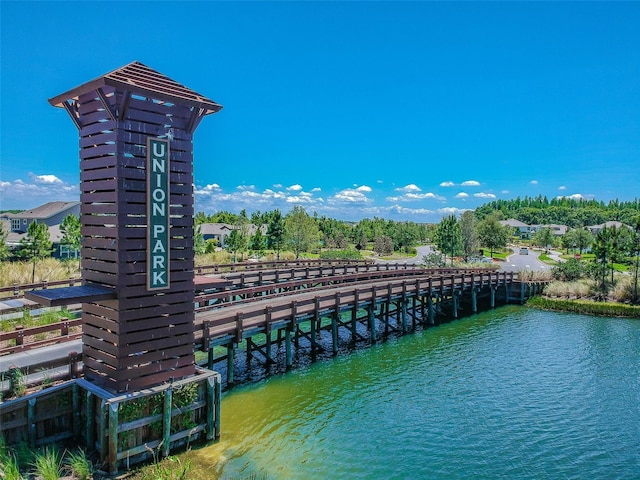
(586, 221, 632, 235)
(1, 201, 81, 258)
(499, 219, 532, 239)
(198, 223, 268, 247)
(530, 224, 569, 237)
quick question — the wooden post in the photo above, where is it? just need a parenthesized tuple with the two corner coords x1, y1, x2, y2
(27, 398, 36, 448)
(472, 288, 477, 313)
(246, 337, 253, 365)
(72, 383, 81, 439)
(86, 391, 95, 449)
(60, 317, 69, 336)
(520, 282, 526, 304)
(214, 374, 221, 440)
(265, 326, 272, 366)
(107, 402, 119, 475)
(401, 300, 407, 334)
(411, 296, 417, 329)
(368, 304, 377, 344)
(331, 314, 339, 356)
(428, 295, 435, 325)
(491, 286, 496, 308)
(99, 401, 108, 466)
(351, 290, 358, 341)
(311, 297, 319, 352)
(227, 343, 235, 386)
(452, 291, 458, 319)
(285, 326, 293, 369)
(162, 387, 172, 458)
(206, 376, 215, 441)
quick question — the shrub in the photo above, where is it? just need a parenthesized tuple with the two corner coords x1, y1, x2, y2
(422, 252, 445, 268)
(552, 258, 585, 281)
(319, 249, 362, 260)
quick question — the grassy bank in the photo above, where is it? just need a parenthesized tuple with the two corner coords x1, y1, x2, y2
(527, 296, 640, 318)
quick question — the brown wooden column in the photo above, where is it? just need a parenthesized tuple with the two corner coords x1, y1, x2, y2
(50, 62, 222, 393)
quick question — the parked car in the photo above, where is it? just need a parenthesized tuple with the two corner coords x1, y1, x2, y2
(519, 247, 529, 255)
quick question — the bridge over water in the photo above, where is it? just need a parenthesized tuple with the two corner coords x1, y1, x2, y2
(189, 263, 543, 387)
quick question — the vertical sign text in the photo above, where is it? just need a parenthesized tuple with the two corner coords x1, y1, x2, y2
(147, 137, 170, 290)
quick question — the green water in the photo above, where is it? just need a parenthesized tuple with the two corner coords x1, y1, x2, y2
(191, 306, 640, 479)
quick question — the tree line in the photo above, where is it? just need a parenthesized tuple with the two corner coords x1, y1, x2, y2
(475, 195, 640, 228)
(194, 206, 432, 260)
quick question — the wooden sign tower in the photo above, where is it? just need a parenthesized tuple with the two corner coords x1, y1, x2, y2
(49, 62, 222, 393)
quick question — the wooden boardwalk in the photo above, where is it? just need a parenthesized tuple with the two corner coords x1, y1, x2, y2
(2, 262, 545, 392)
(193, 268, 541, 386)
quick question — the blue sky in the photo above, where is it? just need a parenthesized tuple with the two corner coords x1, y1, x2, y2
(1, 1, 639, 222)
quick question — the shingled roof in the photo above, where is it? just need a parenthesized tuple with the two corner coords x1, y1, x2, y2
(49, 61, 222, 115)
(5, 201, 80, 220)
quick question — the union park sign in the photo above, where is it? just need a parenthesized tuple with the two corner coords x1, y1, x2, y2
(147, 137, 170, 290)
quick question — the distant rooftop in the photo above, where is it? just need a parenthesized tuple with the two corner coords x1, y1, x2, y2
(5, 201, 80, 220)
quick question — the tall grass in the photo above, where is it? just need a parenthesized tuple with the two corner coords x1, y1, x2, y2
(0, 437, 24, 480)
(66, 448, 93, 480)
(518, 269, 553, 282)
(31, 447, 63, 480)
(0, 258, 80, 287)
(543, 279, 593, 299)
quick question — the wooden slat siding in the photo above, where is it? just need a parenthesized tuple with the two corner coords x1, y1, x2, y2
(118, 130, 192, 151)
(80, 120, 117, 136)
(80, 131, 117, 148)
(80, 166, 118, 182)
(51, 72, 210, 392)
(125, 106, 189, 130)
(122, 95, 194, 119)
(80, 143, 118, 160)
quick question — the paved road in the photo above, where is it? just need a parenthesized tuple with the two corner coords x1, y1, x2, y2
(500, 247, 550, 272)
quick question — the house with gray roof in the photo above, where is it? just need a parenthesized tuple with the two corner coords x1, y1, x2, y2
(499, 219, 532, 239)
(587, 221, 632, 235)
(198, 223, 267, 247)
(1, 201, 80, 257)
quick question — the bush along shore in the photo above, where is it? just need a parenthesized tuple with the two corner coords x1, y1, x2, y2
(527, 296, 640, 318)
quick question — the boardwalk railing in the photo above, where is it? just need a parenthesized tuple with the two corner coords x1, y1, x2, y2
(196, 270, 517, 346)
(0, 318, 82, 355)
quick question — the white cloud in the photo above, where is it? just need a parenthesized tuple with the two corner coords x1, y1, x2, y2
(194, 183, 221, 194)
(557, 193, 593, 201)
(461, 180, 480, 187)
(330, 188, 372, 204)
(386, 192, 446, 202)
(355, 185, 372, 192)
(501, 190, 510, 194)
(437, 207, 469, 216)
(311, 187, 322, 192)
(0, 177, 78, 209)
(474, 192, 496, 199)
(395, 184, 421, 193)
(455, 192, 469, 199)
(388, 205, 435, 216)
(530, 180, 539, 185)
(237, 185, 256, 191)
(558, 185, 566, 190)
(31, 174, 63, 185)
(440, 181, 455, 187)
(287, 184, 303, 191)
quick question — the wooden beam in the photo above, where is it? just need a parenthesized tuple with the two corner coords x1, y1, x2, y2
(62, 100, 82, 129)
(119, 90, 131, 121)
(96, 88, 117, 122)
